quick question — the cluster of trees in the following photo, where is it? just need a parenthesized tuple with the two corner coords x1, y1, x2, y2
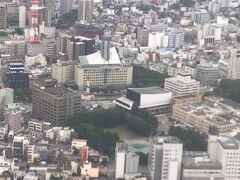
(168, 126, 207, 151)
(132, 65, 168, 88)
(56, 10, 78, 29)
(75, 123, 119, 155)
(67, 108, 158, 155)
(214, 79, 240, 103)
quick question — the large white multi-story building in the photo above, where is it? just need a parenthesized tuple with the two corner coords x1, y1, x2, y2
(148, 136, 183, 180)
(164, 72, 200, 97)
(115, 143, 128, 179)
(19, 6, 26, 28)
(228, 49, 240, 79)
(148, 30, 184, 49)
(208, 130, 240, 180)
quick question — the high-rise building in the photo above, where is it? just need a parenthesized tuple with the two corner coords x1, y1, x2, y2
(148, 136, 183, 180)
(228, 49, 240, 79)
(59, 0, 72, 12)
(125, 152, 140, 175)
(58, 35, 95, 61)
(115, 143, 140, 179)
(4, 104, 23, 134)
(32, 79, 81, 126)
(78, 0, 93, 21)
(19, 6, 26, 28)
(43, 0, 55, 25)
(137, 27, 149, 46)
(0, 6, 7, 29)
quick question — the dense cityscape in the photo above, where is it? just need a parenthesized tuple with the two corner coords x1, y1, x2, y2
(0, 0, 239, 179)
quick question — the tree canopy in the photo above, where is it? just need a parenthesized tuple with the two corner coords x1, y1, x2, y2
(67, 107, 158, 155)
(168, 126, 207, 151)
(214, 79, 240, 103)
(132, 65, 168, 88)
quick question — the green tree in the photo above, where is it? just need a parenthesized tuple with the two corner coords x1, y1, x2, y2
(168, 126, 207, 151)
(132, 65, 168, 88)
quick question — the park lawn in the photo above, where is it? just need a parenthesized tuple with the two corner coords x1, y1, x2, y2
(108, 126, 142, 140)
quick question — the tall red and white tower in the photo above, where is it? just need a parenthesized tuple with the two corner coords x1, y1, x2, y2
(29, 0, 40, 42)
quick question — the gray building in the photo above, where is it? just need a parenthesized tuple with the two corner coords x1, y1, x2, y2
(125, 152, 139, 174)
(78, 0, 93, 21)
(166, 31, 184, 48)
(32, 79, 81, 126)
(0, 6, 7, 29)
(196, 63, 219, 86)
(148, 136, 183, 180)
(137, 27, 149, 46)
(192, 10, 211, 24)
(59, 0, 72, 12)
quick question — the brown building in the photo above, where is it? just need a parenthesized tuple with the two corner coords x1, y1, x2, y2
(171, 94, 202, 105)
(0, 6, 7, 29)
(137, 27, 149, 46)
(32, 79, 81, 126)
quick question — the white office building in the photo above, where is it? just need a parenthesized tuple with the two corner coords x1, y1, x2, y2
(228, 49, 240, 79)
(115, 143, 128, 179)
(164, 72, 200, 97)
(19, 6, 26, 28)
(208, 130, 240, 180)
(148, 136, 183, 180)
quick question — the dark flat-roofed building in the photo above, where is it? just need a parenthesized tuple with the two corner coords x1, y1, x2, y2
(32, 79, 81, 126)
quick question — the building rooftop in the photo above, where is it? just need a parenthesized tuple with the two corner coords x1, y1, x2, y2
(218, 136, 239, 149)
(79, 47, 121, 65)
(128, 86, 169, 95)
(153, 136, 181, 144)
(177, 101, 240, 126)
(116, 142, 128, 152)
(43, 87, 78, 97)
(183, 152, 222, 170)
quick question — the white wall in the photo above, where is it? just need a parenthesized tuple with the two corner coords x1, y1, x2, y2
(139, 92, 172, 108)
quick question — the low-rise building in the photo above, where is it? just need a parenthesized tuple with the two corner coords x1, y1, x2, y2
(71, 139, 87, 152)
(172, 100, 240, 134)
(182, 152, 224, 180)
(80, 161, 99, 178)
(114, 86, 172, 114)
